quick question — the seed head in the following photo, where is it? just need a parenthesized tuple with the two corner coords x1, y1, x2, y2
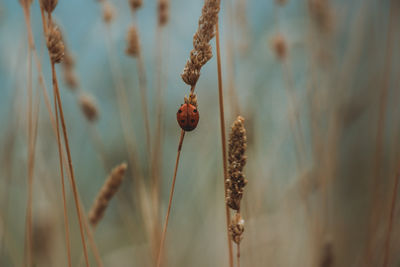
(40, 0, 58, 13)
(102, 2, 115, 24)
(226, 116, 247, 211)
(229, 213, 244, 244)
(181, 0, 221, 86)
(89, 163, 127, 227)
(79, 93, 99, 122)
(271, 33, 287, 60)
(129, 0, 142, 11)
(158, 0, 169, 26)
(125, 25, 140, 57)
(46, 23, 64, 64)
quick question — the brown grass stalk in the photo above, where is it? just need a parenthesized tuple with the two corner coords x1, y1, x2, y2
(128, 12, 152, 168)
(156, 129, 185, 267)
(216, 21, 234, 267)
(21, 3, 74, 265)
(53, 67, 72, 267)
(51, 60, 90, 267)
(24, 42, 33, 267)
(366, 1, 396, 264)
(382, 165, 400, 267)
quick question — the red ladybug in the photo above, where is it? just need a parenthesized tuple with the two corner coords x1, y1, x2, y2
(176, 103, 199, 131)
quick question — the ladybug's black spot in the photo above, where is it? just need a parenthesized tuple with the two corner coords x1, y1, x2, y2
(178, 109, 182, 113)
(181, 120, 185, 123)
(193, 109, 197, 113)
(191, 119, 195, 123)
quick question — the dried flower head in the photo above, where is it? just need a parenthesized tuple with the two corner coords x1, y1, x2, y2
(79, 93, 99, 122)
(226, 116, 247, 211)
(158, 0, 169, 26)
(125, 25, 140, 57)
(46, 23, 64, 64)
(271, 33, 287, 60)
(89, 163, 127, 227)
(181, 0, 221, 86)
(229, 213, 244, 244)
(102, 2, 115, 24)
(129, 0, 142, 11)
(40, 0, 58, 13)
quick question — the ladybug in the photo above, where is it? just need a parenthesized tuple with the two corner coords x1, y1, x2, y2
(176, 103, 199, 131)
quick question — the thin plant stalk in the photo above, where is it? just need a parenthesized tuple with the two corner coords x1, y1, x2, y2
(130, 12, 152, 165)
(24, 43, 33, 267)
(53, 69, 72, 267)
(156, 130, 186, 267)
(21, 4, 73, 265)
(382, 164, 400, 267)
(215, 21, 234, 267)
(51, 62, 90, 267)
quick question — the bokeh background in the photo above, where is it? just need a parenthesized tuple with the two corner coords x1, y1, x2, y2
(1, 0, 400, 266)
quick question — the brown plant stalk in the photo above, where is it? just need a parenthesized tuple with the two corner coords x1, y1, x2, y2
(216, 21, 234, 267)
(40, 2, 91, 265)
(382, 164, 400, 267)
(156, 130, 185, 267)
(21, 2, 73, 265)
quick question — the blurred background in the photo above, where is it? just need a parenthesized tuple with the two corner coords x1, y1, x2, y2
(1, 0, 400, 266)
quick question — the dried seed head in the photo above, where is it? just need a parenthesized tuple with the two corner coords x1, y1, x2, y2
(46, 23, 64, 64)
(226, 116, 247, 211)
(229, 213, 244, 244)
(40, 0, 58, 13)
(102, 2, 115, 24)
(158, 0, 169, 26)
(125, 25, 140, 57)
(129, 0, 142, 11)
(89, 163, 127, 227)
(271, 33, 287, 60)
(64, 69, 79, 89)
(181, 0, 221, 86)
(79, 93, 99, 122)
(308, 0, 333, 32)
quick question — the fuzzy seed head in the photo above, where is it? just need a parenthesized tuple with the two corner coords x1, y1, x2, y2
(271, 33, 287, 60)
(79, 94, 99, 122)
(102, 2, 115, 24)
(181, 0, 221, 86)
(229, 213, 244, 244)
(226, 116, 247, 211)
(40, 0, 58, 13)
(129, 0, 142, 11)
(158, 0, 169, 26)
(89, 163, 127, 226)
(125, 25, 140, 57)
(46, 24, 64, 64)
